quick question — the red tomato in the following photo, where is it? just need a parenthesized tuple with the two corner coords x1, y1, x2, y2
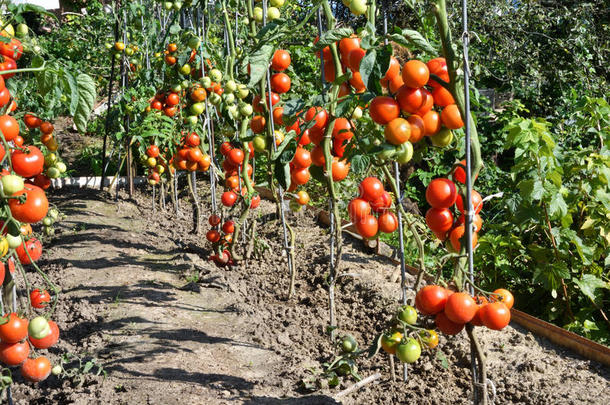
(358, 177, 384, 201)
(11, 146, 45, 178)
(480, 302, 511, 330)
(435, 311, 464, 335)
(8, 184, 48, 224)
(378, 211, 398, 233)
(415, 285, 449, 315)
(426, 178, 457, 208)
(355, 215, 378, 239)
(16, 237, 43, 265)
(444, 292, 477, 324)
(425, 207, 453, 233)
(29, 320, 59, 349)
(0, 313, 28, 343)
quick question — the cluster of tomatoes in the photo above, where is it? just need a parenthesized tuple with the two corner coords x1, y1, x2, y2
(0, 308, 60, 383)
(218, 142, 259, 209)
(205, 213, 235, 268)
(380, 305, 438, 365)
(251, 0, 286, 23)
(348, 177, 397, 239)
(425, 165, 483, 251)
(416, 285, 513, 335)
(148, 88, 183, 118)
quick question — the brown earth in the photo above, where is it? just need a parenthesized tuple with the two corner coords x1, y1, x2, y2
(8, 185, 610, 404)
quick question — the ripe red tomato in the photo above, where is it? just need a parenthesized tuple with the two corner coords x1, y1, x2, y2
(0, 313, 28, 343)
(222, 221, 235, 234)
(0, 114, 19, 141)
(491, 288, 514, 310)
(456, 190, 483, 214)
(0, 56, 17, 79)
(291, 167, 310, 185)
(452, 159, 479, 184)
(432, 86, 455, 107)
(415, 285, 449, 315)
(29, 320, 59, 349)
(369, 96, 400, 125)
(11, 146, 45, 178)
(396, 85, 424, 114)
(305, 107, 328, 130)
(378, 211, 398, 233)
(480, 302, 511, 330)
(384, 118, 411, 145)
(426, 178, 457, 208)
(427, 57, 449, 87)
(407, 115, 425, 143)
(206, 229, 221, 243)
(331, 159, 349, 181)
(24, 113, 42, 129)
(292, 147, 312, 169)
(270, 72, 291, 94)
(21, 357, 52, 382)
(30, 289, 51, 309)
(16, 237, 43, 265)
(271, 49, 291, 71)
(425, 207, 453, 233)
(441, 104, 464, 129)
(370, 191, 392, 213)
(402, 60, 429, 88)
(347, 47, 366, 71)
(250, 194, 261, 209)
(444, 292, 477, 324)
(165, 92, 180, 106)
(9, 184, 49, 224)
(348, 198, 371, 221)
(227, 148, 244, 166)
(146, 144, 160, 158)
(0, 341, 29, 366)
(221, 191, 238, 207)
(448, 224, 479, 252)
(422, 110, 441, 135)
(338, 35, 361, 62)
(435, 311, 464, 335)
(332, 118, 353, 141)
(209, 214, 221, 226)
(358, 177, 384, 201)
(355, 215, 378, 239)
(0, 38, 23, 60)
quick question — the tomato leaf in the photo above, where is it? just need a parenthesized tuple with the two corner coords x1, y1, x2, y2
(350, 154, 370, 174)
(573, 274, 609, 304)
(247, 44, 274, 87)
(74, 73, 97, 133)
(388, 28, 436, 54)
(313, 27, 354, 52)
(436, 350, 450, 369)
(273, 161, 291, 190)
(367, 333, 382, 358)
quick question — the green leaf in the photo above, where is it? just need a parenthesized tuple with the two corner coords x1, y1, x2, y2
(60, 70, 80, 116)
(248, 44, 274, 87)
(367, 334, 382, 358)
(169, 24, 181, 34)
(350, 155, 370, 174)
(573, 274, 609, 303)
(313, 27, 353, 52)
(519, 179, 544, 202)
(548, 194, 568, 218)
(387, 29, 436, 54)
(74, 73, 97, 133)
(274, 161, 291, 190)
(436, 350, 449, 369)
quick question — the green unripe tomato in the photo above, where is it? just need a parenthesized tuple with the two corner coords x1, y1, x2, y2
(28, 317, 51, 340)
(56, 161, 67, 173)
(253, 7, 263, 23)
(239, 103, 253, 117)
(209, 92, 222, 105)
(187, 36, 201, 50)
(48, 208, 59, 220)
(227, 105, 239, 119)
(341, 335, 358, 353)
(209, 69, 222, 83)
(252, 135, 267, 152)
(236, 84, 249, 99)
(396, 338, 421, 364)
(430, 128, 453, 147)
(397, 305, 418, 325)
(270, 0, 285, 6)
(201, 76, 212, 88)
(190, 102, 206, 115)
(223, 93, 235, 105)
(351, 106, 363, 120)
(267, 7, 280, 20)
(225, 80, 237, 93)
(185, 115, 198, 125)
(1, 174, 24, 195)
(349, 0, 367, 15)
(179, 64, 191, 76)
(163, 2, 173, 11)
(172, 1, 182, 11)
(16, 23, 29, 38)
(171, 84, 182, 93)
(396, 141, 414, 165)
(47, 167, 61, 179)
(6, 234, 21, 249)
(52, 365, 62, 376)
(42, 217, 53, 227)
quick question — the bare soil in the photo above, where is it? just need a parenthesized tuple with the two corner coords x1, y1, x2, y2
(8, 185, 610, 405)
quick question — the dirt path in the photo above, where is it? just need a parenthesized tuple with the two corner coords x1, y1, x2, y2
(10, 188, 610, 404)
